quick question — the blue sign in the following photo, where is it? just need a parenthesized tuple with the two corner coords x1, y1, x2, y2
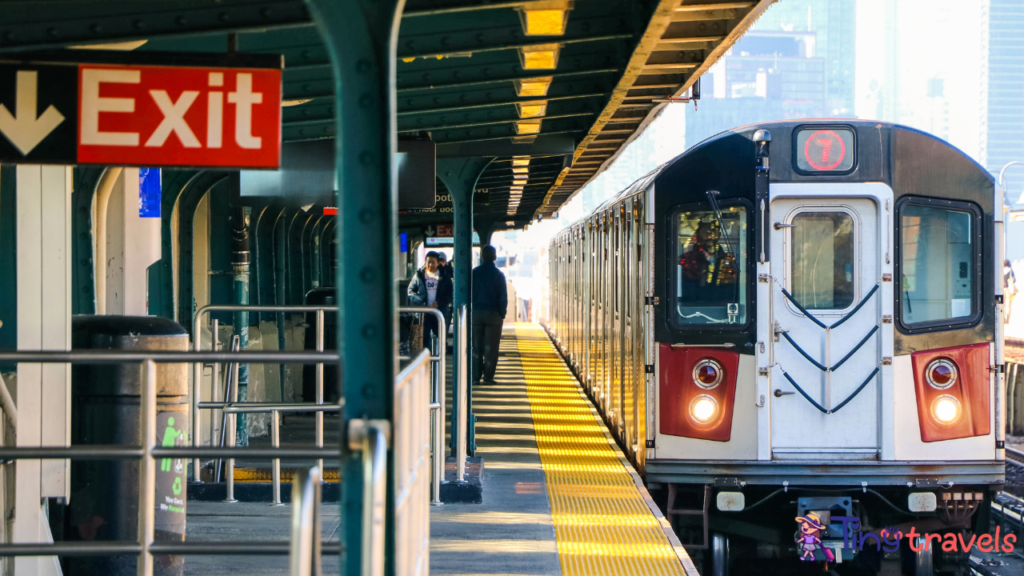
(399, 232, 408, 253)
(139, 168, 161, 218)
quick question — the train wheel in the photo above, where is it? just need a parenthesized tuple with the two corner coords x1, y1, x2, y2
(711, 532, 730, 576)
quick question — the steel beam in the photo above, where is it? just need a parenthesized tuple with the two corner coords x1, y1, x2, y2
(302, 1, 403, 575)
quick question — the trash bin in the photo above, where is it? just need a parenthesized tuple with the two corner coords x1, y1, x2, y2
(67, 315, 189, 576)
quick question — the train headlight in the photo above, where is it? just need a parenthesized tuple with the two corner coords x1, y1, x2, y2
(693, 359, 724, 389)
(931, 395, 961, 424)
(925, 359, 957, 390)
(690, 395, 718, 424)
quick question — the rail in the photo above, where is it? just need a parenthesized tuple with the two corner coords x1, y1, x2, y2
(192, 304, 338, 484)
(0, 350, 341, 573)
(456, 304, 468, 483)
(398, 306, 447, 505)
(348, 417, 391, 576)
(288, 466, 323, 576)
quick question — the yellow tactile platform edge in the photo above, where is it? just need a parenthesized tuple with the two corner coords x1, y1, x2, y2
(514, 323, 690, 576)
(233, 467, 339, 483)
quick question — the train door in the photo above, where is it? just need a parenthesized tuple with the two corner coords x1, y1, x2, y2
(597, 218, 606, 410)
(623, 201, 635, 450)
(611, 210, 621, 429)
(769, 187, 891, 458)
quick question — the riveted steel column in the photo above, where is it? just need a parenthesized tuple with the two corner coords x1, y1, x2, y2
(232, 203, 251, 447)
(438, 157, 493, 457)
(71, 167, 104, 315)
(303, 0, 404, 574)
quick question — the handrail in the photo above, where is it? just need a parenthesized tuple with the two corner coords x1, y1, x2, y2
(192, 303, 339, 483)
(398, 306, 447, 504)
(456, 304, 468, 483)
(0, 372, 17, 428)
(348, 418, 391, 576)
(288, 466, 323, 576)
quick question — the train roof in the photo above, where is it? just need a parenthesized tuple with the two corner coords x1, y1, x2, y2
(558, 119, 993, 234)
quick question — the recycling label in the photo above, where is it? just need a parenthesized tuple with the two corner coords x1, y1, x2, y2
(155, 410, 187, 532)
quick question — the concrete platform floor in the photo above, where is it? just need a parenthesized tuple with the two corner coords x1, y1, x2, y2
(428, 325, 560, 576)
(183, 501, 341, 575)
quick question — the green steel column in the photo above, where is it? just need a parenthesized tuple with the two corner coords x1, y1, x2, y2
(303, 0, 403, 573)
(438, 157, 493, 456)
(232, 205, 250, 446)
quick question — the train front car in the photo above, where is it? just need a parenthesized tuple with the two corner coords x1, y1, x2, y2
(547, 120, 1005, 576)
(647, 121, 1003, 575)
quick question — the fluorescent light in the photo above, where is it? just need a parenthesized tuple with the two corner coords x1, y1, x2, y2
(519, 2, 570, 36)
(516, 100, 548, 118)
(512, 157, 531, 167)
(514, 77, 553, 97)
(515, 120, 542, 135)
(512, 167, 529, 175)
(518, 44, 561, 70)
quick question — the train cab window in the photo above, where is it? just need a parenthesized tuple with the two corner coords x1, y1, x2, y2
(790, 212, 855, 310)
(898, 200, 980, 328)
(673, 204, 747, 325)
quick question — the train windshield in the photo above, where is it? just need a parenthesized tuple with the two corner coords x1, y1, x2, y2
(674, 205, 748, 325)
(899, 202, 978, 326)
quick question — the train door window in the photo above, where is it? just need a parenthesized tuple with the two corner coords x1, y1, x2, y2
(673, 202, 748, 326)
(789, 211, 855, 310)
(896, 198, 981, 329)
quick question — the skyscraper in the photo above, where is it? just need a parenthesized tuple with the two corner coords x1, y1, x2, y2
(685, 0, 857, 147)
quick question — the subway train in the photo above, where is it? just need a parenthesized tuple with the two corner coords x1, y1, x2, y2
(545, 120, 1006, 575)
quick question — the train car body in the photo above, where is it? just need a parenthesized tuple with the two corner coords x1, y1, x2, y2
(546, 120, 1005, 575)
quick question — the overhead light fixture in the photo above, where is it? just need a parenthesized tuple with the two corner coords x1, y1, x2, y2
(519, 43, 561, 70)
(512, 167, 529, 175)
(519, 1, 571, 36)
(515, 119, 542, 135)
(506, 221, 516, 226)
(514, 77, 553, 97)
(516, 100, 549, 119)
(512, 157, 531, 167)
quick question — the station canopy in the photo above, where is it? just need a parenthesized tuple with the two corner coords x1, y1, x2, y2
(0, 0, 773, 230)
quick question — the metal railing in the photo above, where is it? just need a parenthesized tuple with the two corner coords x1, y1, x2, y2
(0, 350, 341, 572)
(193, 304, 337, 484)
(397, 306, 447, 504)
(391, 349, 431, 576)
(288, 466, 323, 576)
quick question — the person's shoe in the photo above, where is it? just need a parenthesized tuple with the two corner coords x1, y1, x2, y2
(481, 378, 497, 386)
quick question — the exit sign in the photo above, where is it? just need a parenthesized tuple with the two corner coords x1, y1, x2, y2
(0, 52, 282, 169)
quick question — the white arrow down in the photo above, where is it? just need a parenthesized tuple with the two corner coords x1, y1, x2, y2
(0, 70, 65, 155)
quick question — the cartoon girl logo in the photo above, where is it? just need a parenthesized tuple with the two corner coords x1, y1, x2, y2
(795, 512, 836, 562)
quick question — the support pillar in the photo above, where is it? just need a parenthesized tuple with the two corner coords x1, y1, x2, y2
(232, 204, 250, 446)
(475, 217, 498, 247)
(437, 157, 493, 457)
(303, 0, 404, 574)
(15, 165, 71, 576)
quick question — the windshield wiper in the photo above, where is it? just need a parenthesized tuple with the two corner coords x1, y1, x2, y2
(706, 190, 740, 317)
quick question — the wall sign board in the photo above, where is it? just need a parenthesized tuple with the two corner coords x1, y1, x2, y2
(0, 52, 282, 169)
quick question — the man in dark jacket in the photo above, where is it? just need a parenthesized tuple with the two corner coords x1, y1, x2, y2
(472, 245, 507, 385)
(407, 251, 453, 343)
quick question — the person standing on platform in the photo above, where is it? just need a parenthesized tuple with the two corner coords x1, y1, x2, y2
(472, 245, 507, 385)
(407, 251, 451, 344)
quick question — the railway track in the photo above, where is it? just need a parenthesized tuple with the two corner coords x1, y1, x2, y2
(1006, 446, 1024, 468)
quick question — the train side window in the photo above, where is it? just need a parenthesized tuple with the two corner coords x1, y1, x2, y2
(673, 203, 748, 326)
(789, 211, 855, 310)
(897, 199, 981, 329)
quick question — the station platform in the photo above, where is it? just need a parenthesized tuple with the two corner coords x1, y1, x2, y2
(429, 323, 698, 576)
(183, 323, 697, 575)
